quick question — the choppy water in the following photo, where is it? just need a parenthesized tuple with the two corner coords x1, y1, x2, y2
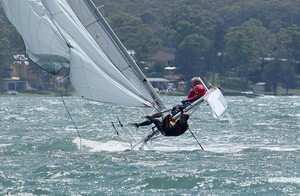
(0, 95, 299, 195)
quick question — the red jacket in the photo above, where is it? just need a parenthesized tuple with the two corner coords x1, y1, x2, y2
(186, 84, 206, 102)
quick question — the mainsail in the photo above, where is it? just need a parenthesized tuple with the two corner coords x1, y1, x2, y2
(1, 0, 166, 111)
(2, 0, 229, 150)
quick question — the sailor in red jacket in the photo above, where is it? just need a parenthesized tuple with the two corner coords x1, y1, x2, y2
(182, 77, 206, 104)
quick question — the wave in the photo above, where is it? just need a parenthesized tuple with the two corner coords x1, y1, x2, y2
(269, 177, 300, 184)
(0, 144, 12, 148)
(73, 137, 131, 152)
(72, 136, 204, 152)
(260, 146, 299, 152)
(196, 145, 300, 153)
(72, 137, 257, 153)
(76, 137, 299, 154)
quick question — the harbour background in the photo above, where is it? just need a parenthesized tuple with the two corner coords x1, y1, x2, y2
(0, 95, 299, 195)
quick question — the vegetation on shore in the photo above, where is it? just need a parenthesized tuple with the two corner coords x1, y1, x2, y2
(1, 1, 300, 95)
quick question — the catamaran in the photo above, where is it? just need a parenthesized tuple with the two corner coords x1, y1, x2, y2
(1, 0, 228, 150)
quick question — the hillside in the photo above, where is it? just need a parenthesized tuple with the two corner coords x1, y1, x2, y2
(1, 0, 300, 95)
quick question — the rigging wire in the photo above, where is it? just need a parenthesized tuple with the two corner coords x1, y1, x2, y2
(111, 121, 119, 135)
(185, 103, 204, 150)
(59, 78, 82, 151)
(226, 113, 236, 127)
(110, 116, 135, 147)
(117, 118, 137, 144)
(188, 127, 204, 151)
(225, 113, 237, 133)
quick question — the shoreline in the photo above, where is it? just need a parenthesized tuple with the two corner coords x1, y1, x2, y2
(1, 91, 300, 97)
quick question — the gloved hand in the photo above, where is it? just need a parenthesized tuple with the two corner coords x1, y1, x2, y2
(181, 100, 188, 105)
(178, 105, 185, 113)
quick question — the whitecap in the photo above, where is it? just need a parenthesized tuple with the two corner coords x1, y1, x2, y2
(73, 137, 131, 152)
(0, 143, 12, 148)
(261, 95, 276, 99)
(260, 146, 299, 152)
(149, 144, 201, 152)
(269, 177, 300, 184)
(203, 144, 249, 153)
(253, 122, 272, 126)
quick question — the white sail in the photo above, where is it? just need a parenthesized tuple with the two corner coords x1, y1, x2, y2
(66, 0, 165, 110)
(1, 0, 166, 110)
(0, 0, 70, 74)
(204, 88, 228, 118)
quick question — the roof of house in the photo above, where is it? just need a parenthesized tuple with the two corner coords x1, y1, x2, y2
(147, 78, 169, 82)
(150, 51, 175, 61)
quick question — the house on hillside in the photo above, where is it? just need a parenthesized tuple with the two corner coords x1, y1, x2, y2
(147, 78, 169, 91)
(164, 66, 180, 80)
(177, 81, 186, 92)
(0, 77, 27, 92)
(150, 50, 181, 81)
(150, 50, 175, 66)
(253, 82, 265, 93)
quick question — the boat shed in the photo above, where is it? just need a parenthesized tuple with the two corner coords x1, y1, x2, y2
(253, 82, 265, 93)
(147, 78, 169, 91)
(0, 77, 27, 93)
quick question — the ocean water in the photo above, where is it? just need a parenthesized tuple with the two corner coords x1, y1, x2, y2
(0, 95, 299, 195)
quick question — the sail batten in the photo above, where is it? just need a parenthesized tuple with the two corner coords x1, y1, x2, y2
(1, 0, 166, 111)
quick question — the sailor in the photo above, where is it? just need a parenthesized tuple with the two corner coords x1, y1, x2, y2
(170, 77, 207, 116)
(181, 77, 207, 105)
(131, 107, 189, 136)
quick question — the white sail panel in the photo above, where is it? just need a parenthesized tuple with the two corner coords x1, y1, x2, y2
(1, 0, 70, 74)
(69, 48, 153, 107)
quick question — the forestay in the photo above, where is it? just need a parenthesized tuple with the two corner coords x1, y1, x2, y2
(1, 0, 166, 111)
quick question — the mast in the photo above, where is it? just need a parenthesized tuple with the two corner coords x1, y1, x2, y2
(67, 0, 166, 111)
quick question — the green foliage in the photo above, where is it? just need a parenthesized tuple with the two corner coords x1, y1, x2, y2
(1, 0, 300, 92)
(279, 25, 300, 61)
(0, 3, 24, 76)
(109, 12, 162, 60)
(177, 34, 212, 78)
(224, 19, 274, 89)
(262, 59, 281, 94)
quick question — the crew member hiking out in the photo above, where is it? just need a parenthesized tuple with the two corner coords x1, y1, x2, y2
(131, 107, 189, 137)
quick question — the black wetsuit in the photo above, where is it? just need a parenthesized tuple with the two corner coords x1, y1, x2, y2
(157, 114, 188, 136)
(136, 114, 188, 137)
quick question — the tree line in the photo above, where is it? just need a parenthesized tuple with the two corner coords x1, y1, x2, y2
(1, 0, 300, 94)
